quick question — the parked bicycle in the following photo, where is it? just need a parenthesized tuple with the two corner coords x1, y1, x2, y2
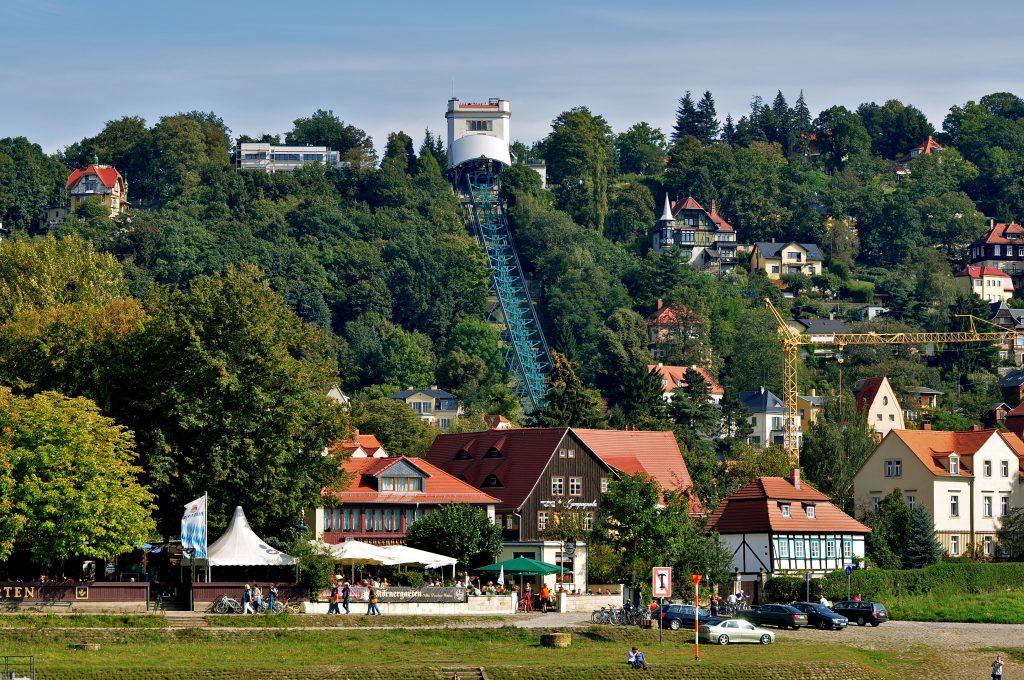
(210, 594, 243, 614)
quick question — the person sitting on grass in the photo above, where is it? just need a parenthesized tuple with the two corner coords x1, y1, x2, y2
(626, 647, 648, 670)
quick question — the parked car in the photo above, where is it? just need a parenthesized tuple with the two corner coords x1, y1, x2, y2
(699, 617, 774, 645)
(652, 603, 711, 630)
(740, 603, 808, 629)
(791, 602, 848, 630)
(830, 600, 889, 626)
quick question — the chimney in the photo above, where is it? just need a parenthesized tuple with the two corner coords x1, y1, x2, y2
(657, 298, 663, 311)
(971, 424, 981, 431)
(430, 385, 438, 391)
(810, 388, 816, 397)
(922, 423, 932, 430)
(771, 237, 776, 244)
(791, 468, 801, 489)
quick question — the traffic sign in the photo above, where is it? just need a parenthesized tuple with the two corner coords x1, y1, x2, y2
(652, 567, 672, 598)
(845, 565, 853, 576)
(804, 571, 812, 582)
(691, 574, 702, 585)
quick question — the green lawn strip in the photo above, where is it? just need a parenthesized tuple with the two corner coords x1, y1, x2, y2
(204, 613, 512, 627)
(890, 590, 1024, 623)
(0, 613, 166, 628)
(5, 626, 934, 679)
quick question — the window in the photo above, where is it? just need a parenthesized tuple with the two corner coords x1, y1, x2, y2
(984, 496, 993, 517)
(772, 416, 782, 430)
(551, 477, 564, 495)
(344, 508, 360, 531)
(777, 539, 789, 558)
(826, 540, 836, 558)
(600, 477, 609, 493)
(794, 541, 805, 558)
(569, 477, 582, 496)
(950, 494, 960, 517)
(537, 511, 549, 531)
(949, 455, 960, 476)
(985, 535, 993, 556)
(843, 540, 852, 558)
(787, 251, 802, 261)
(806, 505, 816, 519)
(583, 512, 594, 531)
(751, 416, 758, 426)
(482, 474, 502, 488)
(872, 496, 880, 513)
(906, 494, 916, 509)
(883, 396, 889, 406)
(1002, 461, 1010, 478)
(811, 541, 820, 558)
(884, 459, 902, 478)
(984, 461, 992, 477)
(949, 535, 960, 556)
(1002, 496, 1010, 517)
(781, 504, 791, 518)
(559, 448, 567, 458)
(877, 414, 883, 421)
(975, 279, 982, 287)
(324, 510, 333, 532)
(467, 120, 493, 131)
(770, 266, 780, 274)
(438, 418, 451, 430)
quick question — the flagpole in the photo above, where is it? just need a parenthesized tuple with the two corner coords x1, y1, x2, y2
(203, 492, 209, 583)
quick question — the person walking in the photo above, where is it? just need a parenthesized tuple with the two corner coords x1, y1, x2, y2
(327, 585, 340, 615)
(267, 584, 278, 612)
(341, 579, 351, 614)
(992, 654, 1004, 680)
(367, 583, 381, 616)
(253, 585, 263, 613)
(242, 583, 254, 615)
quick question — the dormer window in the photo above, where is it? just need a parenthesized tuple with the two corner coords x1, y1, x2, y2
(484, 447, 503, 458)
(949, 454, 960, 476)
(780, 504, 791, 518)
(482, 474, 502, 488)
(380, 477, 422, 492)
(455, 449, 471, 460)
(806, 505, 816, 519)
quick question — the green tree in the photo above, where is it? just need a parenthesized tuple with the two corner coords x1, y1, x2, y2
(0, 388, 155, 564)
(856, 99, 935, 158)
(917, 191, 986, 263)
(863, 490, 912, 569)
(543, 107, 615, 231)
(353, 397, 438, 457)
(801, 397, 877, 512)
(0, 137, 68, 233)
(289, 533, 337, 598)
(112, 265, 349, 539)
(380, 328, 437, 388)
(419, 129, 447, 170)
(405, 503, 503, 568)
(605, 181, 655, 243)
(534, 352, 606, 428)
(593, 473, 692, 588)
(286, 109, 377, 168)
(615, 122, 667, 175)
(814, 106, 871, 172)
(384, 131, 417, 174)
(903, 505, 942, 568)
(997, 506, 1024, 560)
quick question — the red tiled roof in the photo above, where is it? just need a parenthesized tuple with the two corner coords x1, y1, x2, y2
(66, 165, 123, 190)
(708, 199, 735, 233)
(955, 265, 1012, 279)
(573, 429, 695, 498)
(887, 428, 1023, 477)
(328, 456, 499, 505)
(648, 364, 724, 397)
(425, 428, 575, 510)
(338, 434, 384, 456)
(673, 196, 705, 212)
(645, 303, 699, 326)
(1008, 401, 1024, 417)
(913, 136, 944, 156)
(855, 377, 890, 413)
(484, 414, 512, 429)
(978, 222, 1024, 245)
(708, 477, 869, 534)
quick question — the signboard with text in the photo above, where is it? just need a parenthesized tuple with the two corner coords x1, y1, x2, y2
(651, 567, 672, 598)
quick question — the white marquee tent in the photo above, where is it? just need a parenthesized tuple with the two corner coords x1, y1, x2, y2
(186, 506, 296, 574)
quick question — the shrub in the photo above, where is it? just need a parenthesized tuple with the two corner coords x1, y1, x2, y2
(818, 562, 1024, 601)
(842, 280, 874, 303)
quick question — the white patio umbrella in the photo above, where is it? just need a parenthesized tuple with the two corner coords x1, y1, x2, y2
(378, 545, 458, 580)
(327, 540, 400, 565)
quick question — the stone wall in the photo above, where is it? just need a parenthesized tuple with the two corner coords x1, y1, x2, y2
(302, 595, 515, 615)
(561, 593, 622, 612)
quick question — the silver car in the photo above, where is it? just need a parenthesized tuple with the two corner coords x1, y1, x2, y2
(699, 618, 775, 645)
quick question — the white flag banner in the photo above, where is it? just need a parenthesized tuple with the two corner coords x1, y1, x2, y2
(497, 565, 505, 587)
(181, 494, 208, 558)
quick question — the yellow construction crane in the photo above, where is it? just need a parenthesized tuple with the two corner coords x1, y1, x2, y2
(764, 298, 1018, 463)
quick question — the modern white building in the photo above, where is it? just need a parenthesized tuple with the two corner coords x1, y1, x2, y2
(445, 98, 512, 170)
(237, 142, 342, 173)
(709, 469, 870, 601)
(853, 428, 1024, 559)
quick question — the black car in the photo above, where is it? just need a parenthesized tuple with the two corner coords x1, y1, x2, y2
(740, 603, 808, 629)
(831, 600, 889, 626)
(652, 603, 712, 630)
(791, 602, 848, 630)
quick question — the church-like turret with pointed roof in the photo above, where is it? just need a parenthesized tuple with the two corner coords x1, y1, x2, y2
(650, 193, 740, 274)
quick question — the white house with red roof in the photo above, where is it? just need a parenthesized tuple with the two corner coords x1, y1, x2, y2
(310, 454, 498, 546)
(970, 221, 1024, 282)
(648, 363, 724, 404)
(854, 377, 905, 438)
(853, 427, 1024, 559)
(337, 430, 387, 458)
(708, 469, 870, 600)
(955, 265, 1014, 303)
(67, 161, 128, 218)
(650, 194, 740, 274)
(896, 136, 945, 178)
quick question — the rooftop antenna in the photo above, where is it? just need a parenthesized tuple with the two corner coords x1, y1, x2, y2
(451, 77, 455, 99)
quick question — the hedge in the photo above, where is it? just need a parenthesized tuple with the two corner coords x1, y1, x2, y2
(768, 562, 1024, 603)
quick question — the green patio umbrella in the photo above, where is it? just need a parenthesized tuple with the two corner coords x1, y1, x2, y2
(475, 557, 561, 576)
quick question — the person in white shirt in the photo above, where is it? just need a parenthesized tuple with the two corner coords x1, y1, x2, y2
(727, 592, 737, 605)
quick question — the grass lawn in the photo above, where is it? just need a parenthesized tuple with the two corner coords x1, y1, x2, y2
(889, 590, 1024, 623)
(3, 625, 953, 679)
(0, 613, 166, 629)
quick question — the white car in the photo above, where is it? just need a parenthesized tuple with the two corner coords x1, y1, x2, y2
(699, 618, 775, 645)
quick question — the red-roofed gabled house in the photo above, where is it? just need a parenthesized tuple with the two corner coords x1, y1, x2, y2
(648, 363, 724, 404)
(67, 163, 128, 218)
(969, 222, 1024, 291)
(854, 377, 905, 438)
(854, 428, 1024, 559)
(708, 469, 869, 600)
(335, 430, 387, 458)
(311, 455, 499, 546)
(650, 193, 741, 273)
(955, 265, 1014, 303)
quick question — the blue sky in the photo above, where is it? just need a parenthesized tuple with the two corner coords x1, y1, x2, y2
(2, 1, 1022, 155)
